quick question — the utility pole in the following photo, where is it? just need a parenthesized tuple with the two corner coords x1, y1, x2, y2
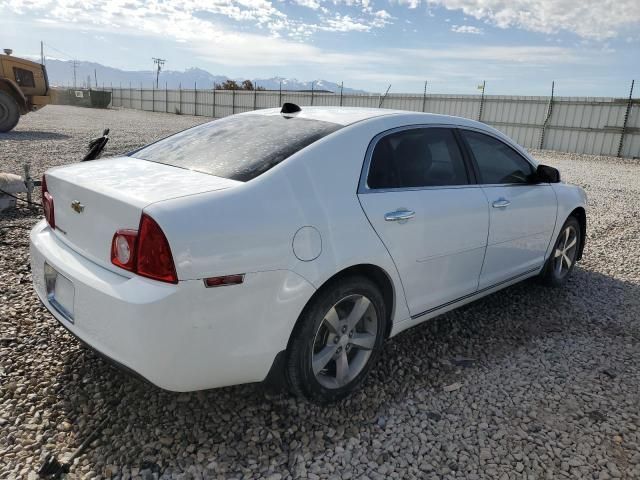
(72, 60, 78, 89)
(152, 57, 165, 89)
(40, 41, 45, 65)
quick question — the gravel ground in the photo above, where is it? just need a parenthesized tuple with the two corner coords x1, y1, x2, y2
(1, 105, 639, 480)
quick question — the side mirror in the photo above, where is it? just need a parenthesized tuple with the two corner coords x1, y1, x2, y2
(534, 164, 560, 183)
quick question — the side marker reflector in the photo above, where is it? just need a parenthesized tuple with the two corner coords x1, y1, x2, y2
(204, 274, 245, 288)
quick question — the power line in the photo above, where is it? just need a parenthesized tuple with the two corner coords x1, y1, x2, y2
(42, 42, 75, 61)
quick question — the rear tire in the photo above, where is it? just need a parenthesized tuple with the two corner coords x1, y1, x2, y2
(540, 216, 581, 287)
(0, 91, 21, 133)
(286, 276, 387, 404)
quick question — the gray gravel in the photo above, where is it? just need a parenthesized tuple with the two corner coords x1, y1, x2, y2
(1, 105, 640, 479)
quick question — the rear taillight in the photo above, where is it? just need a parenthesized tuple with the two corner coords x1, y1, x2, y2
(136, 214, 178, 283)
(110, 214, 178, 284)
(41, 175, 55, 229)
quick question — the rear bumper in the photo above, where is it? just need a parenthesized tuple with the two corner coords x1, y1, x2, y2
(30, 95, 50, 107)
(30, 220, 315, 391)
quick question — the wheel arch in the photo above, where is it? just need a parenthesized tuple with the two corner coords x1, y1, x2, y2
(290, 263, 397, 347)
(569, 206, 586, 261)
(0, 78, 28, 113)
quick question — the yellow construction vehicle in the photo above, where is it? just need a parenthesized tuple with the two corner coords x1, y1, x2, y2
(0, 48, 50, 132)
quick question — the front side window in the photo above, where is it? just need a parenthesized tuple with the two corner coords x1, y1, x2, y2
(462, 130, 534, 184)
(13, 68, 35, 88)
(131, 114, 342, 182)
(367, 128, 469, 189)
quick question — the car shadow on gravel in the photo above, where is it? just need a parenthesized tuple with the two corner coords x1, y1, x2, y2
(49, 265, 639, 475)
(0, 131, 71, 141)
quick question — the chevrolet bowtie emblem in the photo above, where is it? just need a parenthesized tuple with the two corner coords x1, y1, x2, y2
(71, 200, 85, 213)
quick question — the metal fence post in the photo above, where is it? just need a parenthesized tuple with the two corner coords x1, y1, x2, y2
(617, 79, 635, 158)
(477, 80, 486, 121)
(279, 81, 282, 107)
(311, 81, 315, 106)
(339, 82, 343, 106)
(179, 83, 182, 114)
(152, 84, 155, 112)
(212, 86, 216, 118)
(379, 84, 391, 108)
(422, 80, 428, 112)
(194, 82, 197, 116)
(140, 82, 143, 110)
(253, 85, 257, 111)
(165, 82, 168, 113)
(539, 81, 555, 150)
(232, 89, 236, 114)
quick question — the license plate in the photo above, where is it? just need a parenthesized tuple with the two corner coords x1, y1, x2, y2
(44, 263, 75, 323)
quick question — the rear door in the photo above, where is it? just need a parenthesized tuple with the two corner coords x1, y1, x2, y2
(357, 126, 489, 318)
(459, 129, 557, 289)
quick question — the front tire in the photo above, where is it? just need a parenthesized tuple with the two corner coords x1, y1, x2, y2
(286, 276, 387, 404)
(540, 216, 581, 287)
(0, 91, 21, 133)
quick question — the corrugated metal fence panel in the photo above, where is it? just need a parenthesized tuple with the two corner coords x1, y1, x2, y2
(344, 95, 380, 108)
(214, 91, 234, 117)
(256, 91, 280, 109)
(545, 97, 623, 156)
(623, 102, 640, 158)
(482, 97, 549, 149)
(107, 88, 639, 158)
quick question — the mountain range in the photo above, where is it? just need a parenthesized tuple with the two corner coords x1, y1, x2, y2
(42, 58, 367, 93)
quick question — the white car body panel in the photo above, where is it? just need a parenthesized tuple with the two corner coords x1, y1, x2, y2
(358, 188, 488, 316)
(30, 220, 315, 391)
(44, 158, 239, 272)
(478, 184, 557, 288)
(30, 107, 587, 391)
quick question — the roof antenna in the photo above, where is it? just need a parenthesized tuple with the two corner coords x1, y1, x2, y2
(281, 102, 301, 118)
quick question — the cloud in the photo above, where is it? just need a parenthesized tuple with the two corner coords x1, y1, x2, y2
(426, 0, 640, 39)
(0, 0, 393, 40)
(291, 0, 322, 9)
(320, 14, 372, 31)
(450, 24, 483, 34)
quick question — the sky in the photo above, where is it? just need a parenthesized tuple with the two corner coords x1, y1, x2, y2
(1, 0, 639, 96)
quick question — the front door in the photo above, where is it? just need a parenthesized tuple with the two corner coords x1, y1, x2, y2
(459, 129, 558, 289)
(358, 126, 489, 317)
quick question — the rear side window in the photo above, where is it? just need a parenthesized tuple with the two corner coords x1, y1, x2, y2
(14, 68, 35, 88)
(367, 128, 469, 189)
(462, 130, 534, 184)
(132, 115, 342, 182)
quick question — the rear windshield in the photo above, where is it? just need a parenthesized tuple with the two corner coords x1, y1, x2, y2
(131, 114, 342, 182)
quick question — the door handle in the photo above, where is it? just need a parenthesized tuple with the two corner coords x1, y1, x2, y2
(384, 209, 415, 222)
(492, 198, 511, 209)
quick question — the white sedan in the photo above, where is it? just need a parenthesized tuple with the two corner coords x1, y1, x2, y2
(30, 105, 587, 403)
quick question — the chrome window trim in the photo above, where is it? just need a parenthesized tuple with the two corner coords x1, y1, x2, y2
(358, 123, 474, 194)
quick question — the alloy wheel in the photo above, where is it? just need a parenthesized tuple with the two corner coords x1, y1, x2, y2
(311, 294, 378, 389)
(553, 225, 578, 278)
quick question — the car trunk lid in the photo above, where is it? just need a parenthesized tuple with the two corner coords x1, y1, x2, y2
(44, 156, 240, 273)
